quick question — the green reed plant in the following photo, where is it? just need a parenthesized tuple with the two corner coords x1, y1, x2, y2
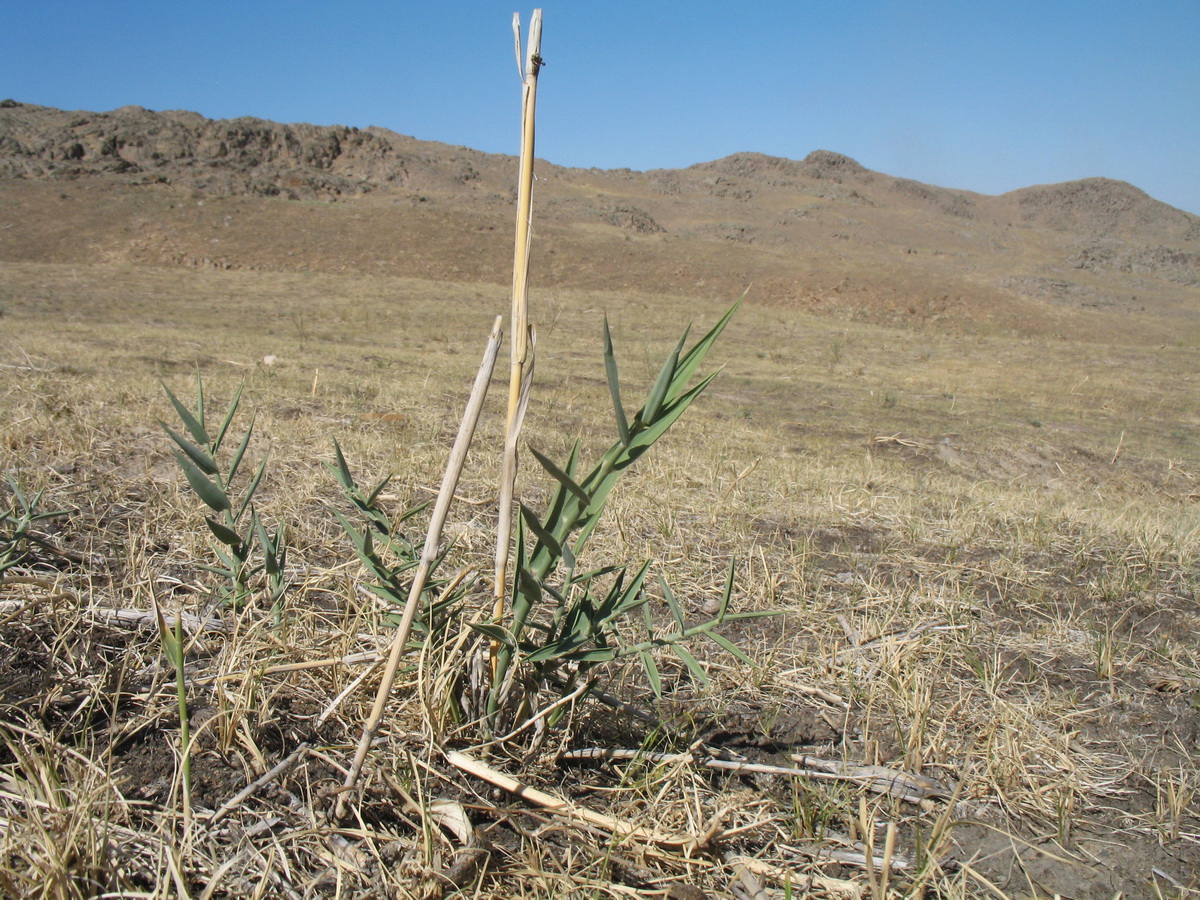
(162, 373, 288, 614)
(0, 475, 68, 575)
(328, 440, 460, 640)
(478, 296, 767, 723)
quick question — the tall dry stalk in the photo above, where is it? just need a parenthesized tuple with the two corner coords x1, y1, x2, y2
(493, 9, 544, 668)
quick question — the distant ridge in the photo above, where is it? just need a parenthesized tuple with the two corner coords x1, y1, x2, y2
(2, 100, 1197, 337)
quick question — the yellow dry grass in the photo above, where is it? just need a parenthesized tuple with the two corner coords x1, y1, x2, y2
(0, 260, 1198, 898)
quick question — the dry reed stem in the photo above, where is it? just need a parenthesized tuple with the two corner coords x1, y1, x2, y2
(447, 749, 701, 850)
(335, 319, 502, 820)
(493, 9, 543, 664)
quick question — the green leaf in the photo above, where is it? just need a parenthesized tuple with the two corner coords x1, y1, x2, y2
(173, 451, 230, 512)
(529, 445, 590, 507)
(194, 369, 205, 440)
(235, 459, 267, 523)
(4, 475, 29, 512)
(198, 562, 237, 581)
(255, 514, 281, 576)
(673, 644, 710, 686)
(667, 292, 745, 399)
(566, 564, 623, 586)
(163, 382, 210, 447)
(151, 591, 182, 668)
(658, 574, 686, 630)
(212, 382, 245, 452)
(597, 560, 652, 624)
(162, 423, 218, 475)
(395, 499, 430, 526)
(640, 329, 688, 424)
(365, 474, 393, 508)
(603, 316, 630, 446)
(638, 650, 663, 697)
(703, 630, 754, 665)
(329, 439, 355, 492)
(226, 411, 257, 483)
(524, 637, 582, 664)
(335, 511, 368, 556)
(520, 503, 562, 559)
(715, 557, 737, 621)
(718, 609, 779, 622)
(627, 373, 720, 455)
(469, 622, 517, 648)
(205, 516, 242, 547)
(567, 646, 619, 664)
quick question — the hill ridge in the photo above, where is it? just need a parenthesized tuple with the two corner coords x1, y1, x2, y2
(1, 100, 1197, 339)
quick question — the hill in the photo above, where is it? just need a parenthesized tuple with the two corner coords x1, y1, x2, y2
(2, 99, 1198, 340)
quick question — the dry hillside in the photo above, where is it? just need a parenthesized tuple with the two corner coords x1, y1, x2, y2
(2, 99, 1198, 341)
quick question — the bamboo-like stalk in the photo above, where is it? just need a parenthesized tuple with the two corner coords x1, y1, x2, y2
(446, 750, 696, 849)
(493, 9, 544, 667)
(334, 317, 503, 821)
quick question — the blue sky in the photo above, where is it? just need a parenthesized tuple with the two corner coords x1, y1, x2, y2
(4, 1, 1199, 215)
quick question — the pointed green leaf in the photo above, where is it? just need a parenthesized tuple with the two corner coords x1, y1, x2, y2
(568, 646, 619, 664)
(638, 650, 662, 697)
(658, 574, 686, 630)
(520, 503, 562, 559)
(235, 460, 267, 523)
(365, 474, 393, 508)
(627, 373, 720, 455)
(567, 564, 622, 586)
(173, 451, 230, 512)
(198, 562, 236, 580)
(703, 630, 754, 665)
(5, 475, 29, 511)
(212, 382, 245, 451)
(603, 316, 630, 446)
(673, 644, 710, 686)
(226, 411, 257, 483)
(715, 557, 737, 621)
(255, 515, 281, 576)
(162, 423, 218, 475)
(329, 439, 355, 492)
(194, 369, 206, 439)
(205, 516, 242, 547)
(395, 500, 430, 526)
(163, 382, 211, 447)
(598, 560, 652, 623)
(469, 622, 517, 648)
(335, 511, 368, 556)
(529, 445, 590, 507)
(525, 637, 583, 664)
(668, 293, 744, 398)
(718, 609, 779, 622)
(640, 329, 687, 424)
(150, 590, 181, 666)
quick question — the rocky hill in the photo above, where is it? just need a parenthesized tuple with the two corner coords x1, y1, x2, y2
(2, 100, 1197, 337)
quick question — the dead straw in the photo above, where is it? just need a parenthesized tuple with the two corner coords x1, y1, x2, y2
(493, 9, 544, 671)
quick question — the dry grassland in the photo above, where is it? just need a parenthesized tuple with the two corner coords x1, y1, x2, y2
(1, 261, 1198, 899)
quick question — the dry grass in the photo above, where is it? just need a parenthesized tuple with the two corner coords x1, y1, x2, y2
(1, 260, 1198, 898)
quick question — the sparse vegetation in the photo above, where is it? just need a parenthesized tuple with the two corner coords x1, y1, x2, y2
(2, 251, 1197, 898)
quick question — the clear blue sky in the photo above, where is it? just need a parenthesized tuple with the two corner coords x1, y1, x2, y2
(4, 1, 1199, 215)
